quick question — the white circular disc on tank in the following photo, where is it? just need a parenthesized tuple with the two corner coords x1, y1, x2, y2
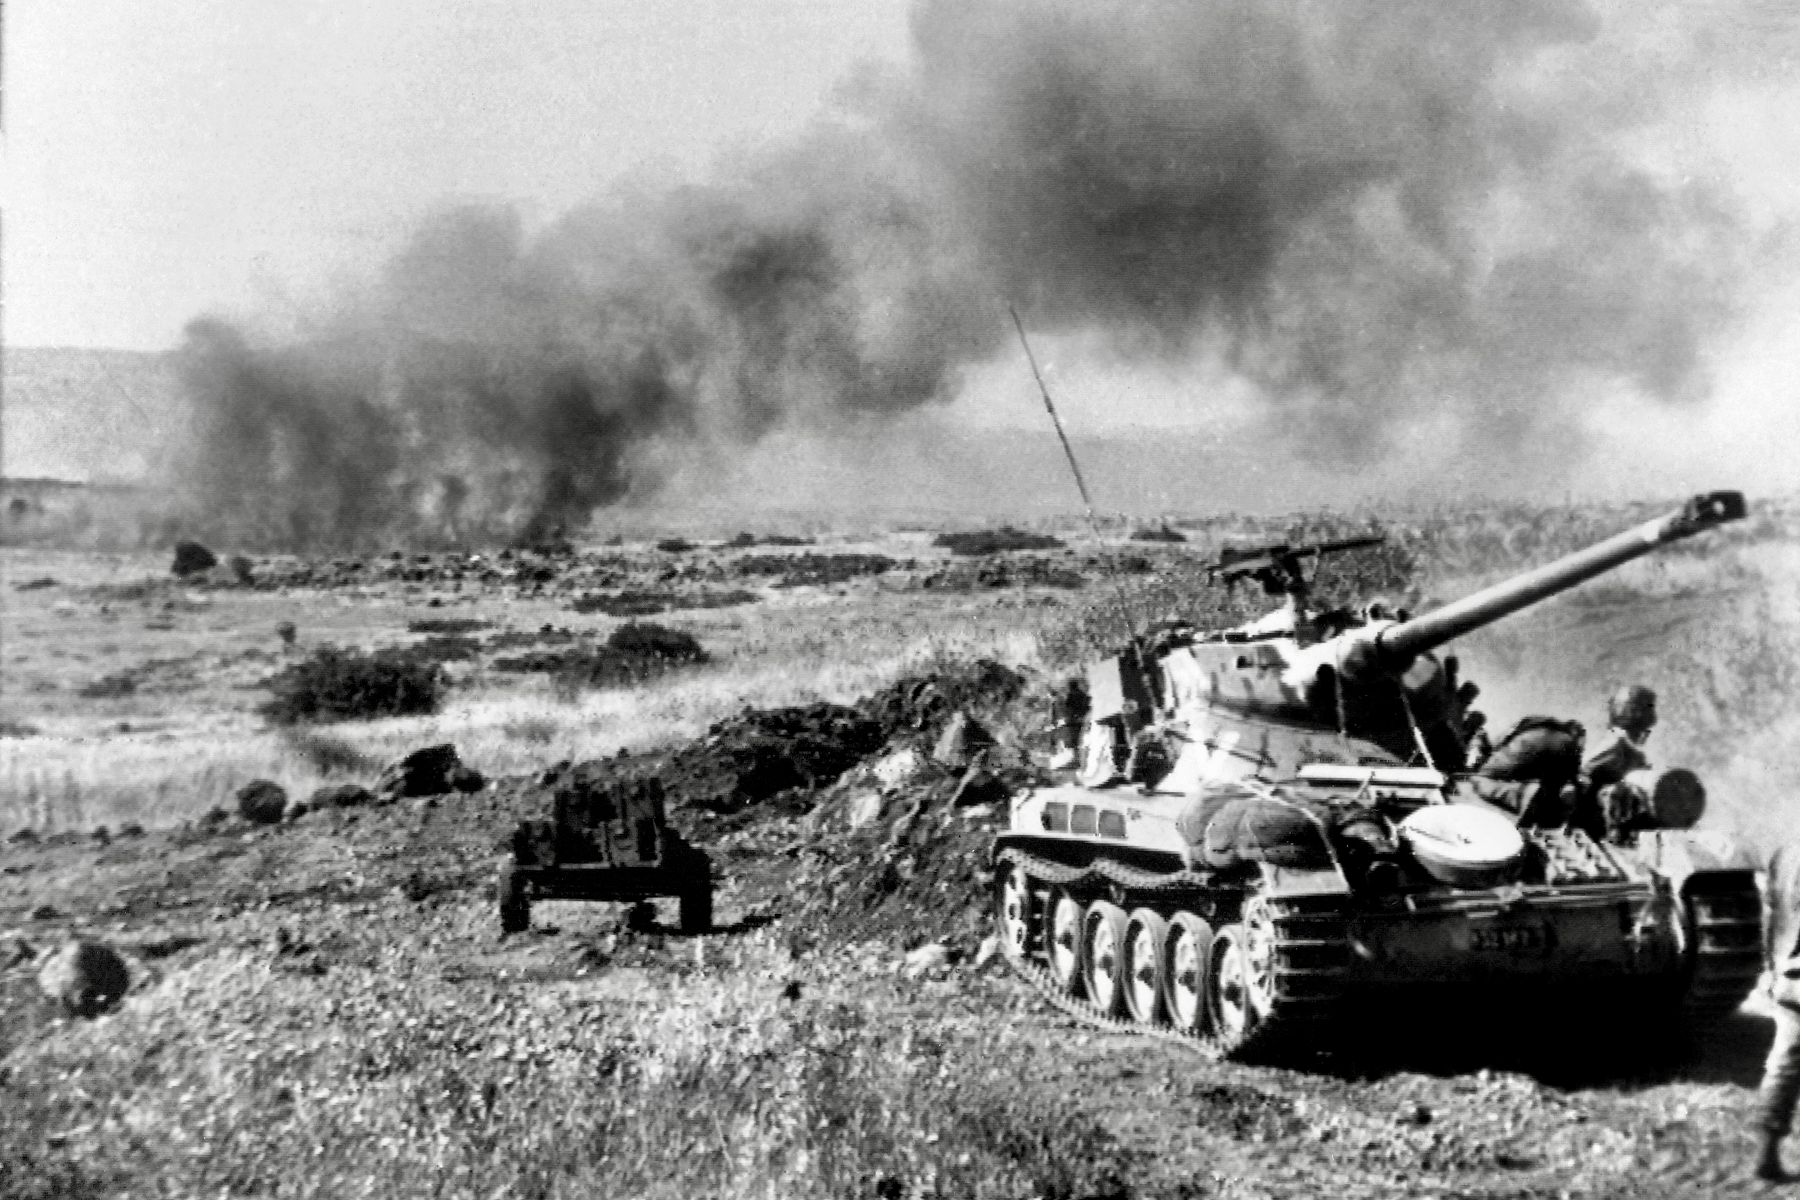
(1399, 804, 1527, 889)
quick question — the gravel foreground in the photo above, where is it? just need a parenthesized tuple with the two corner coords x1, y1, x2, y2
(2, 740, 1790, 1200)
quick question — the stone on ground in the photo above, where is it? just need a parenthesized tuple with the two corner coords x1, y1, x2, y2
(38, 939, 130, 1017)
(377, 744, 467, 798)
(235, 779, 288, 824)
(170, 540, 217, 577)
(932, 712, 993, 768)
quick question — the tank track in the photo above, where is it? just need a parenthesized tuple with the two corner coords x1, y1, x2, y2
(1681, 877, 1763, 1021)
(995, 847, 1349, 1061)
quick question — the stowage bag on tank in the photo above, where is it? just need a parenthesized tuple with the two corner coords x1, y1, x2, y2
(1198, 796, 1333, 870)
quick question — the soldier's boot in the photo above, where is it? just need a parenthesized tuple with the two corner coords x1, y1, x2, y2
(1756, 1133, 1787, 1183)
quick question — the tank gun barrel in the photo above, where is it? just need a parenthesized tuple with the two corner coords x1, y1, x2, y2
(1369, 491, 1745, 670)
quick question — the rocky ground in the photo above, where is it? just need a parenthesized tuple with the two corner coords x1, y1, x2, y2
(2, 656, 1792, 1199)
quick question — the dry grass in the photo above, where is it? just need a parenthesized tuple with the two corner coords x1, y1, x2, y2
(0, 918, 1126, 1200)
(4, 502, 1797, 846)
(0, 550, 1049, 832)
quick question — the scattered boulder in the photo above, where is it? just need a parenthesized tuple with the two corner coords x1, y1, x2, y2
(227, 554, 256, 584)
(377, 744, 471, 799)
(903, 941, 952, 977)
(932, 712, 994, 768)
(8, 828, 39, 845)
(170, 540, 218, 577)
(846, 791, 886, 830)
(284, 801, 310, 823)
(448, 764, 486, 793)
(309, 782, 375, 810)
(38, 939, 130, 1017)
(972, 934, 1002, 970)
(275, 621, 298, 648)
(199, 806, 231, 829)
(871, 747, 924, 788)
(235, 779, 288, 825)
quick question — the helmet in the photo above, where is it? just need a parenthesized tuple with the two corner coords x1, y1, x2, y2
(1607, 685, 1657, 735)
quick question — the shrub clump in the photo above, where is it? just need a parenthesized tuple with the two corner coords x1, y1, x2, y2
(259, 646, 445, 724)
(406, 618, 490, 634)
(494, 623, 709, 693)
(569, 589, 759, 617)
(934, 527, 1063, 556)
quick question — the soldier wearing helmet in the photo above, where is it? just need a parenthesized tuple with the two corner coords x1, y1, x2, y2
(1578, 684, 1658, 841)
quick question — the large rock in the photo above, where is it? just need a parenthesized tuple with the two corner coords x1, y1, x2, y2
(377, 744, 469, 799)
(38, 939, 130, 1017)
(846, 791, 885, 830)
(170, 541, 218, 577)
(932, 712, 994, 768)
(235, 779, 288, 825)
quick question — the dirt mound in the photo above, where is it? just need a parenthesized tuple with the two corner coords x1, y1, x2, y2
(857, 659, 1028, 745)
(778, 758, 1041, 956)
(661, 704, 888, 814)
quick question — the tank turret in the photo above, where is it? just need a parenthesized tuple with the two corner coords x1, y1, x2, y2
(1079, 491, 1745, 779)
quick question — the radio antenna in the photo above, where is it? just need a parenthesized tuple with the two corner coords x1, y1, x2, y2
(1009, 306, 1138, 650)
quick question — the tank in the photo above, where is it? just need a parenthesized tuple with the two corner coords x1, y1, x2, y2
(994, 491, 1761, 1058)
(498, 765, 713, 934)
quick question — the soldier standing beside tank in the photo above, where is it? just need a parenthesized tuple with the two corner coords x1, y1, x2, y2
(1579, 685, 1657, 841)
(1755, 844, 1800, 1182)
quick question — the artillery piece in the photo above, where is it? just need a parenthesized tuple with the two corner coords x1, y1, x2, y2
(995, 492, 1760, 1058)
(498, 766, 712, 935)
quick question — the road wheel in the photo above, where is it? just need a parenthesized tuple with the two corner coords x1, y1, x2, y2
(1163, 911, 1213, 1034)
(1044, 888, 1085, 996)
(1209, 919, 1279, 1056)
(1083, 901, 1131, 1016)
(1123, 908, 1170, 1025)
(996, 863, 1036, 961)
(497, 864, 529, 934)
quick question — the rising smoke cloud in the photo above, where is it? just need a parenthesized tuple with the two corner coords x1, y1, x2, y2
(175, 0, 1775, 548)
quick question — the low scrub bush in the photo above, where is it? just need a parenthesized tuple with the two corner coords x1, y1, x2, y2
(496, 622, 709, 696)
(259, 646, 444, 724)
(405, 618, 490, 635)
(934, 527, 1063, 556)
(569, 589, 759, 617)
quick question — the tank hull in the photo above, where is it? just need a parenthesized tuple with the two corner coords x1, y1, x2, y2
(995, 786, 1761, 1059)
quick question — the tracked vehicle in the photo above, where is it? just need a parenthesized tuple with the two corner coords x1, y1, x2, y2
(995, 492, 1760, 1058)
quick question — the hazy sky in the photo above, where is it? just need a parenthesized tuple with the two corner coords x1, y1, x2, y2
(5, 0, 1800, 505)
(3, 0, 913, 351)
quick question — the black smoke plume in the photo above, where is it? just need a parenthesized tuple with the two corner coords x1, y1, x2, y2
(176, 0, 1769, 548)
